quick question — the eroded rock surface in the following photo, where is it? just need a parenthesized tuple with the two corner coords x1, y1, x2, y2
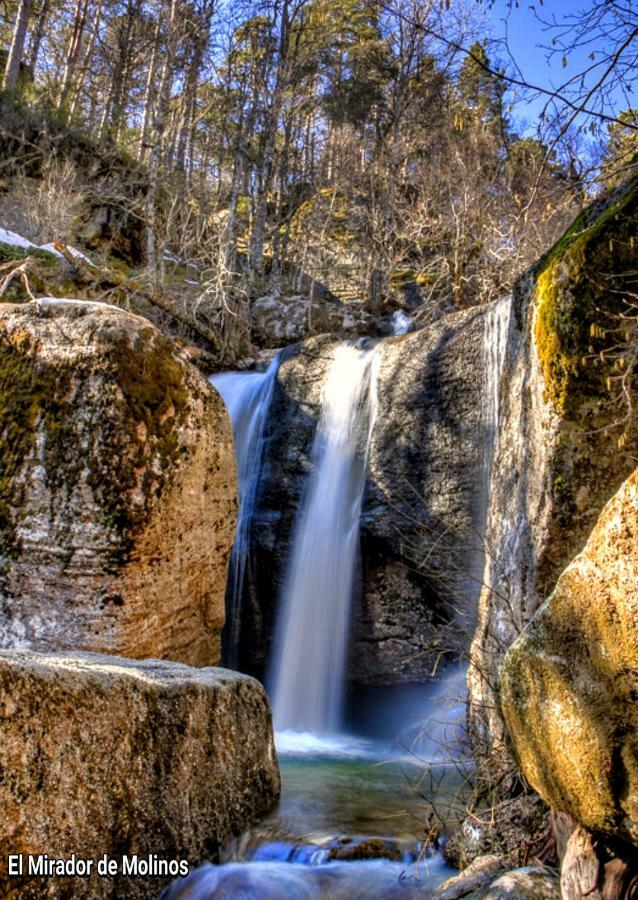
(500, 468, 638, 845)
(0, 650, 280, 899)
(0, 300, 236, 665)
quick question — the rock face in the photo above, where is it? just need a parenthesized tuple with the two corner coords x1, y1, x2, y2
(470, 177, 638, 745)
(235, 303, 495, 684)
(0, 649, 280, 899)
(0, 300, 236, 666)
(251, 289, 375, 349)
(500, 468, 638, 846)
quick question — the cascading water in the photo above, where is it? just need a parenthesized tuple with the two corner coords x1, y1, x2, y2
(479, 294, 512, 596)
(270, 342, 381, 735)
(210, 355, 279, 666)
(483, 295, 512, 472)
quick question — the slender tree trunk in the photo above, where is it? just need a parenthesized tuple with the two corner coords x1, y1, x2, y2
(139, 16, 162, 162)
(4, 0, 33, 90)
(27, 0, 51, 76)
(58, 0, 90, 107)
(145, 0, 177, 280)
(68, 0, 105, 118)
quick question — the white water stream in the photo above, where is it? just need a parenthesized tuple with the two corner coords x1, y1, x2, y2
(210, 355, 280, 666)
(270, 342, 381, 735)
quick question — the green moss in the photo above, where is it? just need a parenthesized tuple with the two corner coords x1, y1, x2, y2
(85, 328, 191, 551)
(534, 177, 638, 417)
(0, 241, 57, 265)
(0, 320, 193, 564)
(0, 333, 71, 556)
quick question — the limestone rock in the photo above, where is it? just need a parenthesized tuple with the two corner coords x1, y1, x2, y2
(444, 793, 552, 870)
(0, 649, 280, 899)
(500, 468, 638, 846)
(0, 300, 236, 666)
(470, 176, 638, 746)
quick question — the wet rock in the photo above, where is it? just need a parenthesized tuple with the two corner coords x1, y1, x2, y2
(0, 649, 280, 899)
(0, 300, 236, 666)
(500, 468, 638, 846)
(325, 836, 403, 862)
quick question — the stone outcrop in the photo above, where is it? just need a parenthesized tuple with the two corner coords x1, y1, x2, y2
(251, 290, 375, 349)
(0, 649, 280, 899)
(500, 468, 638, 846)
(470, 176, 638, 745)
(234, 304, 494, 683)
(0, 300, 236, 666)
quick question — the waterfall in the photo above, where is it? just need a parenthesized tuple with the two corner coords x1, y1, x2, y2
(210, 356, 279, 667)
(477, 295, 512, 604)
(270, 342, 381, 735)
(483, 295, 512, 468)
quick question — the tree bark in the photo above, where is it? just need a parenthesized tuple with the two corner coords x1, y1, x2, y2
(4, 0, 33, 90)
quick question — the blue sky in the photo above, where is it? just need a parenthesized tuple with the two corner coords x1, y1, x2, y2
(485, 0, 632, 136)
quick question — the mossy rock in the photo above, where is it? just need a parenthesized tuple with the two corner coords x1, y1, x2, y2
(0, 300, 237, 667)
(533, 177, 638, 419)
(0, 301, 197, 557)
(500, 467, 638, 845)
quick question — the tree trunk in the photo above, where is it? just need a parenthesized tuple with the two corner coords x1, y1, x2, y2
(27, 0, 51, 76)
(4, 0, 33, 90)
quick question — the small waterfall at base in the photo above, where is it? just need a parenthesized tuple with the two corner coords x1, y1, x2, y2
(210, 355, 279, 667)
(270, 342, 381, 735)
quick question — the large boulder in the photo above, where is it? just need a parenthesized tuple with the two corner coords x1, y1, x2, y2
(0, 300, 236, 665)
(0, 649, 280, 899)
(470, 176, 638, 745)
(235, 302, 496, 683)
(500, 468, 638, 846)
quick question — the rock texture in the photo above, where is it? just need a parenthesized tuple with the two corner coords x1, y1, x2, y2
(468, 867, 560, 899)
(435, 855, 508, 899)
(0, 300, 236, 665)
(444, 792, 552, 870)
(235, 304, 494, 683)
(500, 468, 638, 846)
(0, 649, 280, 899)
(436, 858, 560, 899)
(251, 290, 375, 349)
(470, 176, 638, 746)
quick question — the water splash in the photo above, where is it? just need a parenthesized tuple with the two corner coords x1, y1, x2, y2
(390, 310, 413, 335)
(270, 342, 381, 734)
(210, 356, 279, 667)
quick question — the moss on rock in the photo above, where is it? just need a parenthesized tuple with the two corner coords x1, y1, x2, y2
(500, 467, 638, 845)
(533, 177, 638, 417)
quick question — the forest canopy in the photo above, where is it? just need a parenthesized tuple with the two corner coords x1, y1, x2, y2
(0, 0, 636, 356)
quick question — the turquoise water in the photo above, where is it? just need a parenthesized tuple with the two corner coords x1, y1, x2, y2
(160, 727, 467, 899)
